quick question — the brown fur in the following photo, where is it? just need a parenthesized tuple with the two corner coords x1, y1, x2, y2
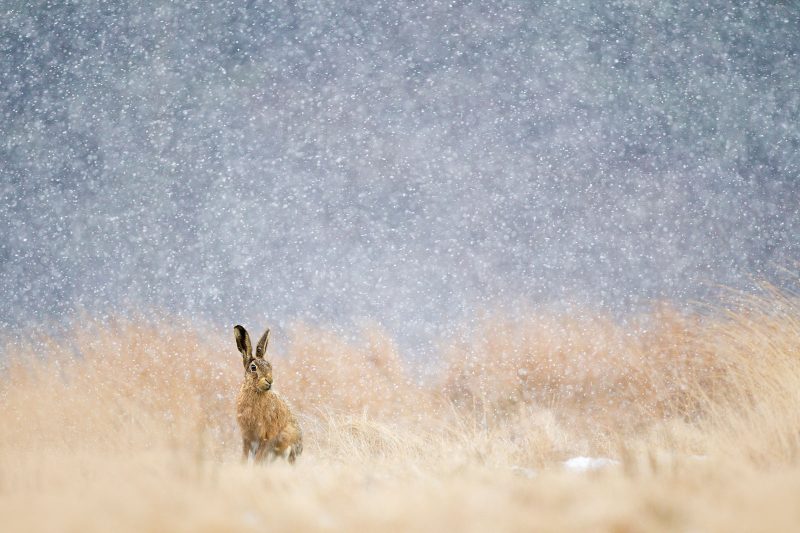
(234, 325, 303, 463)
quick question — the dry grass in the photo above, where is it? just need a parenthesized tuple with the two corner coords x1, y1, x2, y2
(441, 305, 714, 427)
(2, 284, 800, 532)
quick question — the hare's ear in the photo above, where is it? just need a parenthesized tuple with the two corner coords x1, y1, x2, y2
(234, 325, 253, 362)
(255, 328, 270, 359)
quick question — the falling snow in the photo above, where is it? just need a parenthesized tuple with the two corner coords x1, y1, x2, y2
(1, 1, 798, 354)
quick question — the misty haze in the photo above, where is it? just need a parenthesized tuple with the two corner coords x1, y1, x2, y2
(3, 1, 798, 353)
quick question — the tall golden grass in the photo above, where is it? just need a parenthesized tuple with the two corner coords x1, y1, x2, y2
(1, 283, 800, 531)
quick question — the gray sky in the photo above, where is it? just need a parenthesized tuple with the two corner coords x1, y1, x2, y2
(2, 1, 799, 355)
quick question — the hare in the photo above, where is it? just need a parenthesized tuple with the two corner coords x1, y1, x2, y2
(234, 324, 303, 464)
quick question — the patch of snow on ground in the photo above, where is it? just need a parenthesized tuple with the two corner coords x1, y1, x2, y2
(562, 456, 620, 472)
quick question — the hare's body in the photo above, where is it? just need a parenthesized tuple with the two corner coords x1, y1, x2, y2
(233, 324, 303, 464)
(236, 383, 302, 462)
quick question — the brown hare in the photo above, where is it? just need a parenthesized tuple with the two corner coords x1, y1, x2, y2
(234, 325, 303, 464)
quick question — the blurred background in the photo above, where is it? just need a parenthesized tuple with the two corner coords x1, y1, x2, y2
(1, 0, 798, 356)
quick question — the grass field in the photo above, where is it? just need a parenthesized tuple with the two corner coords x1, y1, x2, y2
(2, 283, 800, 532)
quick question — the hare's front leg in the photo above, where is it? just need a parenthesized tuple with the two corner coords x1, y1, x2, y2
(242, 438, 252, 462)
(243, 438, 263, 462)
(253, 439, 273, 463)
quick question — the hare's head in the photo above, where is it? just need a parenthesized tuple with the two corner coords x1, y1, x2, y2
(234, 325, 273, 392)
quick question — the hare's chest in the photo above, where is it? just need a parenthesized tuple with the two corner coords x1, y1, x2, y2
(237, 398, 281, 440)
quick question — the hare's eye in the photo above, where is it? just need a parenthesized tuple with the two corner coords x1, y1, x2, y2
(249, 363, 257, 372)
